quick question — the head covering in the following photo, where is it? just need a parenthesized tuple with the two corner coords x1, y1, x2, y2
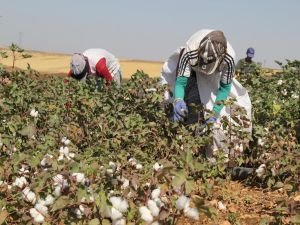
(70, 53, 87, 76)
(246, 47, 255, 58)
(198, 30, 227, 75)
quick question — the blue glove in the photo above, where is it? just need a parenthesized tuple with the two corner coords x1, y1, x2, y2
(173, 99, 188, 122)
(196, 116, 217, 136)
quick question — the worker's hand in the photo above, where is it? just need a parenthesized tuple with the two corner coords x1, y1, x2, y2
(195, 116, 218, 136)
(173, 99, 188, 122)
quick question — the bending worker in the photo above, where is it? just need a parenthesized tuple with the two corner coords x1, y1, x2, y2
(69, 48, 122, 86)
(161, 29, 252, 163)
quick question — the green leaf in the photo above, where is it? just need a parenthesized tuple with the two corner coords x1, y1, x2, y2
(171, 169, 187, 188)
(18, 123, 36, 138)
(51, 196, 71, 211)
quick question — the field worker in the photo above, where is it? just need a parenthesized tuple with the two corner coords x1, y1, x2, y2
(160, 29, 252, 164)
(69, 48, 122, 86)
(236, 47, 256, 74)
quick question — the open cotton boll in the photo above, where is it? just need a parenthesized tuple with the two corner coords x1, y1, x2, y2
(110, 207, 123, 221)
(30, 208, 45, 223)
(139, 206, 153, 223)
(147, 200, 160, 217)
(30, 109, 38, 118)
(153, 162, 163, 171)
(72, 173, 86, 185)
(45, 194, 54, 205)
(151, 188, 161, 200)
(73, 208, 83, 219)
(121, 178, 130, 190)
(112, 218, 126, 225)
(109, 196, 128, 213)
(151, 222, 160, 225)
(256, 164, 266, 178)
(53, 185, 62, 197)
(176, 195, 190, 210)
(136, 164, 143, 170)
(35, 203, 48, 215)
(13, 176, 28, 189)
(185, 207, 199, 220)
(217, 201, 226, 211)
(128, 157, 137, 166)
(22, 187, 36, 204)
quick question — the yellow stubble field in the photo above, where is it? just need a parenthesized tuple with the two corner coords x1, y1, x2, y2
(0, 49, 163, 79)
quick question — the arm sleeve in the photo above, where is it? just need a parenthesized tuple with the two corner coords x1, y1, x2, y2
(213, 53, 235, 115)
(95, 58, 113, 84)
(174, 76, 188, 99)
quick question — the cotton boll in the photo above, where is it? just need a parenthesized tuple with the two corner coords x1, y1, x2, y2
(53, 185, 62, 197)
(35, 203, 48, 215)
(256, 164, 266, 178)
(45, 194, 54, 205)
(72, 173, 86, 185)
(30, 109, 38, 118)
(110, 207, 123, 221)
(106, 168, 114, 176)
(68, 152, 75, 158)
(109, 197, 128, 213)
(112, 218, 126, 225)
(57, 153, 64, 161)
(151, 222, 160, 225)
(153, 162, 162, 171)
(147, 200, 160, 217)
(151, 188, 160, 200)
(30, 208, 45, 223)
(139, 206, 153, 223)
(73, 208, 83, 219)
(136, 164, 143, 170)
(52, 174, 64, 185)
(121, 178, 130, 190)
(22, 187, 36, 204)
(176, 196, 190, 210)
(13, 176, 28, 189)
(185, 207, 199, 220)
(128, 157, 137, 166)
(217, 201, 226, 211)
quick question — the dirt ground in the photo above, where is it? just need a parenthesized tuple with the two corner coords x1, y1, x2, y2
(177, 180, 298, 225)
(0, 49, 163, 79)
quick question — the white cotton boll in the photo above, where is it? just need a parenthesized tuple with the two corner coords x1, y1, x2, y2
(57, 153, 64, 161)
(257, 138, 265, 146)
(145, 88, 157, 92)
(112, 218, 126, 225)
(110, 207, 123, 221)
(53, 185, 62, 197)
(136, 164, 143, 170)
(59, 146, 64, 154)
(139, 206, 153, 223)
(0, 142, 3, 148)
(151, 188, 160, 200)
(121, 179, 130, 189)
(185, 207, 199, 220)
(151, 222, 160, 225)
(277, 79, 283, 85)
(68, 152, 75, 158)
(72, 173, 86, 185)
(30, 109, 38, 118)
(292, 93, 299, 99)
(13, 176, 28, 189)
(217, 201, 226, 211)
(35, 203, 48, 214)
(45, 194, 54, 205)
(62, 146, 69, 155)
(61, 137, 67, 144)
(22, 187, 36, 204)
(128, 157, 137, 166)
(153, 163, 161, 171)
(53, 174, 64, 184)
(30, 208, 45, 223)
(110, 197, 129, 213)
(79, 204, 85, 213)
(176, 196, 190, 210)
(256, 164, 266, 178)
(147, 200, 160, 217)
(74, 208, 83, 219)
(106, 168, 114, 176)
(109, 161, 116, 168)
